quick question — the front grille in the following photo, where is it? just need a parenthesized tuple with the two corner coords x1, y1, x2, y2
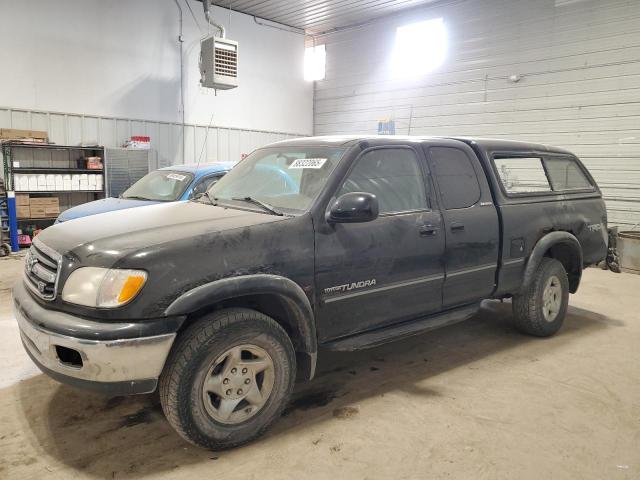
(24, 239, 61, 301)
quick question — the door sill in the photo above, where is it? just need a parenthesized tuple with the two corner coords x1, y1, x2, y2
(322, 303, 480, 352)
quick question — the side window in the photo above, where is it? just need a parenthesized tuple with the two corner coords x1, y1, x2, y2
(430, 147, 481, 209)
(544, 157, 593, 191)
(493, 157, 552, 194)
(338, 148, 428, 214)
(191, 175, 222, 197)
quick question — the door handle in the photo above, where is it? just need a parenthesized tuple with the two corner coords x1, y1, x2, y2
(451, 222, 465, 232)
(419, 225, 439, 237)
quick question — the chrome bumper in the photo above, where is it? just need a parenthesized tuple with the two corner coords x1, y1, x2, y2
(16, 304, 176, 395)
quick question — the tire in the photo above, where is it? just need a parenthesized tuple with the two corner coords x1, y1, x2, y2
(512, 257, 570, 337)
(159, 308, 296, 450)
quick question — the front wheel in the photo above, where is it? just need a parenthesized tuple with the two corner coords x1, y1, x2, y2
(159, 308, 296, 450)
(512, 257, 570, 337)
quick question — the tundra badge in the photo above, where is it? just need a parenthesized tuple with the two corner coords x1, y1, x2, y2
(324, 279, 377, 295)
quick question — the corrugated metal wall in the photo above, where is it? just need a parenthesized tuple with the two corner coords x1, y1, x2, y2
(314, 0, 640, 228)
(0, 107, 300, 169)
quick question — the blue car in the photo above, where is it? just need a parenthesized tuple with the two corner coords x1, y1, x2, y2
(56, 162, 234, 223)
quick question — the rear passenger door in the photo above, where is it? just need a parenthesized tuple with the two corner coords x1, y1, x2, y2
(425, 143, 500, 308)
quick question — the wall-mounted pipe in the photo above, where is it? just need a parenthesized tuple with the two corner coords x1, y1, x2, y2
(203, 0, 225, 38)
(173, 0, 186, 163)
(253, 16, 305, 35)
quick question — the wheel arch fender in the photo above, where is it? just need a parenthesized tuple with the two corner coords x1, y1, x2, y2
(522, 231, 583, 294)
(164, 274, 317, 379)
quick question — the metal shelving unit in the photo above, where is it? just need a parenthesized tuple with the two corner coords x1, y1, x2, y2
(15, 190, 104, 194)
(12, 167, 101, 173)
(0, 178, 11, 255)
(1, 142, 106, 245)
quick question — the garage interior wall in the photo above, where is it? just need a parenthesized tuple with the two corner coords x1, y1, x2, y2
(0, 107, 301, 169)
(314, 0, 640, 228)
(0, 0, 312, 165)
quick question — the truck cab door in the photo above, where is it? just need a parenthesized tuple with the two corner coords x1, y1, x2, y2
(425, 143, 500, 308)
(314, 145, 445, 342)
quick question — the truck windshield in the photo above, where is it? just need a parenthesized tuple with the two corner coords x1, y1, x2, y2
(208, 146, 345, 214)
(122, 170, 194, 202)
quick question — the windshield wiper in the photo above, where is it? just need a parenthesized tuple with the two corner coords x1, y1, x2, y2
(231, 196, 283, 216)
(122, 195, 152, 201)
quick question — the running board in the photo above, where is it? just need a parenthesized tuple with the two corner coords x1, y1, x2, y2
(323, 304, 480, 352)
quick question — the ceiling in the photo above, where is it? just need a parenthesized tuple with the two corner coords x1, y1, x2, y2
(211, 0, 441, 35)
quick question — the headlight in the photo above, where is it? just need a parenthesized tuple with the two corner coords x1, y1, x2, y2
(62, 267, 147, 308)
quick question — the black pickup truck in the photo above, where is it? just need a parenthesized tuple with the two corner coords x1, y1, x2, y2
(14, 136, 608, 449)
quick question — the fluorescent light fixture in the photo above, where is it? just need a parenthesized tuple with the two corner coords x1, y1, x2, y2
(391, 18, 447, 78)
(304, 44, 326, 81)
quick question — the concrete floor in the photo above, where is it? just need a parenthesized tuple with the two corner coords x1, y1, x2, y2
(0, 255, 638, 480)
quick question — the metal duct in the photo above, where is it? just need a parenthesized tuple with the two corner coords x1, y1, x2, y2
(203, 0, 225, 38)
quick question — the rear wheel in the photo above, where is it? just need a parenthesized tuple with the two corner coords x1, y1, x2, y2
(159, 308, 296, 450)
(512, 257, 569, 337)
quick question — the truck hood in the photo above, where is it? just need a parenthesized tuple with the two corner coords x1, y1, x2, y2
(38, 201, 287, 259)
(56, 197, 159, 223)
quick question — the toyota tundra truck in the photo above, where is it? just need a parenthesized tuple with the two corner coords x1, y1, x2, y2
(14, 136, 608, 449)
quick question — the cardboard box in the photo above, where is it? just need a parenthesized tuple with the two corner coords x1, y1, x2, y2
(71, 175, 80, 191)
(28, 175, 38, 191)
(37, 174, 47, 190)
(55, 175, 64, 191)
(16, 205, 31, 218)
(44, 205, 60, 216)
(0, 128, 48, 140)
(29, 197, 58, 207)
(16, 194, 30, 206)
(29, 206, 47, 218)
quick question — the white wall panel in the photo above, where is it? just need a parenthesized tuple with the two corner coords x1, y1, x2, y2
(314, 0, 640, 228)
(206, 127, 219, 165)
(183, 125, 196, 164)
(83, 117, 100, 146)
(99, 118, 117, 149)
(30, 112, 48, 133)
(67, 116, 83, 146)
(0, 106, 300, 170)
(48, 115, 66, 145)
(0, 0, 312, 135)
(218, 129, 230, 162)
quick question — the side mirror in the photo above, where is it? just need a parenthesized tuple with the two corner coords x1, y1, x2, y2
(328, 192, 379, 224)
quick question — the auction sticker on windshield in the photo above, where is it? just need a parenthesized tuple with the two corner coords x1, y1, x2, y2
(289, 158, 327, 169)
(167, 173, 187, 181)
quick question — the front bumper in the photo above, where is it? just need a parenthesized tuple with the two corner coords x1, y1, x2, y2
(14, 281, 178, 395)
